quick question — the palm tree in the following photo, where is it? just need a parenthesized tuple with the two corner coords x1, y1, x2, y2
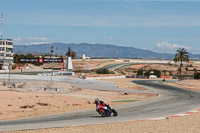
(174, 48, 189, 80)
(162, 70, 167, 76)
(185, 67, 188, 74)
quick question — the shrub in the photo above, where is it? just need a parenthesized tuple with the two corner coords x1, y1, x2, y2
(137, 69, 143, 76)
(194, 72, 200, 79)
(169, 71, 173, 76)
(12, 64, 17, 69)
(96, 68, 115, 74)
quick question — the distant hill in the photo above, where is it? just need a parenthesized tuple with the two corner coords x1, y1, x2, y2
(14, 43, 200, 59)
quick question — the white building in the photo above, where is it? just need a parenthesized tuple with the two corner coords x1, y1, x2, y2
(82, 54, 90, 59)
(0, 39, 14, 69)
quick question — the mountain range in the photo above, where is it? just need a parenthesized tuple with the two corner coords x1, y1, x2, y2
(14, 43, 200, 59)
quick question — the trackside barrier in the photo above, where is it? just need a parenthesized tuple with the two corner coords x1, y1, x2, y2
(85, 76, 126, 80)
(126, 75, 149, 79)
(160, 76, 172, 79)
(87, 75, 198, 80)
(126, 75, 196, 80)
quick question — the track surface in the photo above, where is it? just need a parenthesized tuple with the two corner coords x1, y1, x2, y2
(102, 63, 134, 70)
(0, 76, 200, 132)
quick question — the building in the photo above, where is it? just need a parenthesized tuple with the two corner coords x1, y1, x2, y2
(82, 53, 90, 59)
(0, 39, 14, 69)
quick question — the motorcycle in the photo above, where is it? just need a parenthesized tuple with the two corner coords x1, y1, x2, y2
(96, 102, 118, 117)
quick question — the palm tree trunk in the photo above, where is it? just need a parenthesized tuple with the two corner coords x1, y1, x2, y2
(179, 60, 183, 80)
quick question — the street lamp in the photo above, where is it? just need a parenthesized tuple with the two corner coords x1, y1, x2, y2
(8, 63, 11, 84)
(49, 46, 58, 89)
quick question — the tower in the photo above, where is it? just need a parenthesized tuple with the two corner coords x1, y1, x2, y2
(0, 11, 14, 69)
(66, 47, 73, 71)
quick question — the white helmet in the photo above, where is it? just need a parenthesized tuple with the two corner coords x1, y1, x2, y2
(95, 98, 99, 104)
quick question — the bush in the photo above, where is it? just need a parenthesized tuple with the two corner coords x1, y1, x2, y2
(194, 72, 200, 79)
(12, 64, 17, 70)
(137, 69, 143, 76)
(169, 71, 173, 76)
(96, 68, 115, 74)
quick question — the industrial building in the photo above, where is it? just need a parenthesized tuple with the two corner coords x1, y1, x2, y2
(0, 39, 14, 69)
(0, 11, 14, 69)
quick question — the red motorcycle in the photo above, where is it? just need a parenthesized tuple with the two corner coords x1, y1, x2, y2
(95, 99, 118, 117)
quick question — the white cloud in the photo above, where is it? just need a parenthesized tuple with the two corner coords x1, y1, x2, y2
(156, 42, 192, 49)
(108, 36, 115, 40)
(13, 36, 53, 45)
(155, 42, 193, 53)
(28, 37, 49, 41)
(31, 42, 52, 45)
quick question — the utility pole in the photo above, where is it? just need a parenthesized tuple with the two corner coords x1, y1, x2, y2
(45, 46, 59, 91)
(50, 46, 54, 88)
(24, 46, 27, 56)
(49, 46, 58, 87)
(1, 11, 3, 40)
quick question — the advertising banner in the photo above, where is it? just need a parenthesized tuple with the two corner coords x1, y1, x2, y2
(19, 58, 63, 63)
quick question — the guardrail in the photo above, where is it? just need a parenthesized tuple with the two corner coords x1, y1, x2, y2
(85, 76, 126, 80)
(126, 75, 198, 80)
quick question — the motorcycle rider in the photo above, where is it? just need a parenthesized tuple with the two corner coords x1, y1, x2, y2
(95, 98, 112, 116)
(95, 98, 106, 106)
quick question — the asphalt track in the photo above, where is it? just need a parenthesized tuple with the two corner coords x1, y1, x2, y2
(0, 76, 200, 132)
(103, 63, 134, 70)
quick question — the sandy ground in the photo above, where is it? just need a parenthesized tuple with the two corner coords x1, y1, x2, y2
(0, 78, 155, 121)
(2, 79, 200, 133)
(97, 78, 149, 91)
(119, 63, 200, 76)
(164, 80, 200, 92)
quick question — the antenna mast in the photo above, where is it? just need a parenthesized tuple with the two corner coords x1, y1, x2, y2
(1, 11, 3, 40)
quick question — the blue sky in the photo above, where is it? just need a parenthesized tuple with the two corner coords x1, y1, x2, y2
(0, 0, 200, 54)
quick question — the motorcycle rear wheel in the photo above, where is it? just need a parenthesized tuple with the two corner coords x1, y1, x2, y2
(112, 109, 118, 116)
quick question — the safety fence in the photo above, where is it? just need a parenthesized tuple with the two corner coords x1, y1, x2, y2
(126, 75, 197, 80)
(85, 76, 126, 80)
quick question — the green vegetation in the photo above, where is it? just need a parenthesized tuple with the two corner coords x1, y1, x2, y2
(116, 63, 140, 70)
(158, 81, 165, 84)
(120, 63, 138, 68)
(162, 70, 167, 76)
(158, 80, 177, 85)
(101, 64, 112, 68)
(15, 73, 39, 75)
(95, 68, 115, 74)
(137, 68, 143, 76)
(194, 72, 200, 79)
(173, 48, 189, 80)
(65, 50, 76, 59)
(112, 100, 137, 103)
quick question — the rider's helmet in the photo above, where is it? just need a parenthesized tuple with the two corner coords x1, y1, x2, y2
(95, 98, 99, 104)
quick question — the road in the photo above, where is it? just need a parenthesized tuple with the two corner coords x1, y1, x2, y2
(102, 63, 135, 70)
(0, 76, 200, 132)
